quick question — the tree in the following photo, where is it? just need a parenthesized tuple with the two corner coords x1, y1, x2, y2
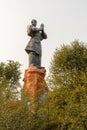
(0, 40, 87, 130)
(48, 40, 87, 88)
(0, 60, 48, 130)
(0, 60, 21, 100)
(47, 40, 87, 129)
(0, 60, 22, 129)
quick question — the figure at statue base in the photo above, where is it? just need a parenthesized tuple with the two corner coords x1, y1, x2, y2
(25, 19, 47, 68)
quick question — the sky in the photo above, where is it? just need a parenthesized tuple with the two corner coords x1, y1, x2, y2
(0, 0, 87, 81)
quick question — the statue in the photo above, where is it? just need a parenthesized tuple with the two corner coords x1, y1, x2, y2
(25, 19, 47, 68)
(23, 19, 49, 102)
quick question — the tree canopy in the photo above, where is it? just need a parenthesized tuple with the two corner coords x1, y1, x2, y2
(47, 40, 87, 129)
(48, 40, 87, 88)
(0, 60, 21, 100)
(0, 41, 87, 130)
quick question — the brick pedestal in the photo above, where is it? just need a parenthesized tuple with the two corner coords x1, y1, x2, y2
(23, 66, 48, 102)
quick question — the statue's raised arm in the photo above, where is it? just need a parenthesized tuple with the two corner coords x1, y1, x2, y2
(40, 24, 47, 39)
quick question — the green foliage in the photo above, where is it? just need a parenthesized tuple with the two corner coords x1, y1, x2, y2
(0, 60, 49, 130)
(47, 40, 87, 129)
(0, 60, 21, 100)
(0, 60, 21, 85)
(48, 40, 87, 88)
(0, 60, 22, 129)
(0, 97, 49, 130)
(45, 86, 87, 129)
(0, 41, 87, 130)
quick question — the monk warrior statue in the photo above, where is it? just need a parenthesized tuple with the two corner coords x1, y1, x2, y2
(25, 19, 47, 68)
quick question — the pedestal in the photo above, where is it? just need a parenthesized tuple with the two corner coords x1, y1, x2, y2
(23, 66, 48, 102)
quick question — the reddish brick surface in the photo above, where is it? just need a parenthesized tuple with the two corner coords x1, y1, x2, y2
(23, 66, 48, 101)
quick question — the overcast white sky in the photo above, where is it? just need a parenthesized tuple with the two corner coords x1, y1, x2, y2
(0, 0, 87, 81)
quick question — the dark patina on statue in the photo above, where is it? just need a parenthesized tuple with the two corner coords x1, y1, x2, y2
(25, 19, 47, 68)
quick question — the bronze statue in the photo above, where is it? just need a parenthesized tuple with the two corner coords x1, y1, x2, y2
(25, 19, 47, 68)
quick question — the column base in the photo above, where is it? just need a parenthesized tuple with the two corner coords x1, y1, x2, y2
(23, 66, 48, 102)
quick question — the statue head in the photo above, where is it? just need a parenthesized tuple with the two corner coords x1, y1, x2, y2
(31, 19, 37, 26)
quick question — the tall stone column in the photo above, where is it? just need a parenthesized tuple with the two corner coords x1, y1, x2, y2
(23, 66, 48, 102)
